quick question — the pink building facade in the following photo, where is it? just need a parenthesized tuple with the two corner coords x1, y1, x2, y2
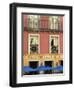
(23, 15, 63, 55)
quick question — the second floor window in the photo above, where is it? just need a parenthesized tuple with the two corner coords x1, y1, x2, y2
(50, 35, 59, 54)
(28, 34, 40, 54)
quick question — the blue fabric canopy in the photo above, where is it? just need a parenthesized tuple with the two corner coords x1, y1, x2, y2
(23, 66, 63, 72)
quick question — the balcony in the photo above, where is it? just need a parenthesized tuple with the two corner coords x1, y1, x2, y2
(24, 27, 63, 33)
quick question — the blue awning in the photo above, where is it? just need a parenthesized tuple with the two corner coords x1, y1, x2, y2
(23, 66, 63, 72)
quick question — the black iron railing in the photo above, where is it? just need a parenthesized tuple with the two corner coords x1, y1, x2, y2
(24, 27, 63, 32)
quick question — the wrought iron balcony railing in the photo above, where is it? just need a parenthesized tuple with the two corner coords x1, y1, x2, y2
(24, 27, 63, 32)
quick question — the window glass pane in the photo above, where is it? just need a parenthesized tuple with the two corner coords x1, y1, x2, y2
(50, 16, 59, 30)
(28, 15, 39, 31)
(50, 36, 59, 53)
(29, 35, 39, 54)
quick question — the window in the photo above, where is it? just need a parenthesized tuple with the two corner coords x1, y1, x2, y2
(50, 16, 59, 30)
(28, 34, 40, 54)
(28, 15, 39, 31)
(33, 15, 39, 31)
(44, 61, 53, 74)
(50, 35, 60, 54)
(28, 15, 33, 29)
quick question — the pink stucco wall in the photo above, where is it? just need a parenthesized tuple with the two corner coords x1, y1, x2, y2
(23, 31, 28, 54)
(60, 32, 63, 53)
(23, 15, 28, 27)
(23, 32, 63, 54)
(40, 16, 49, 29)
(40, 32, 49, 54)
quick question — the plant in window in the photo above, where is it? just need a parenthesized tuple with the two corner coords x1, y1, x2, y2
(51, 36, 59, 54)
(30, 36, 39, 54)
